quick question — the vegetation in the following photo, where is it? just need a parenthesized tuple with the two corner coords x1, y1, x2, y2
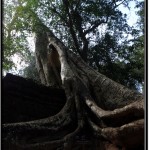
(2, 0, 144, 149)
(3, 0, 144, 90)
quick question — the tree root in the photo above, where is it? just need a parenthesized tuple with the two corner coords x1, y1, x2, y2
(10, 119, 84, 150)
(88, 118, 144, 148)
(2, 30, 144, 149)
(2, 94, 77, 143)
(85, 97, 144, 119)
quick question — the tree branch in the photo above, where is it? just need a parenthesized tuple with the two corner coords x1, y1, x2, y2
(50, 5, 69, 27)
(74, 0, 81, 12)
(113, 0, 128, 9)
(84, 18, 108, 36)
(66, 3, 89, 61)
(62, 0, 82, 57)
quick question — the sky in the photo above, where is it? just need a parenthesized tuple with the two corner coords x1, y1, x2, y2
(7, 0, 143, 75)
(119, 1, 139, 26)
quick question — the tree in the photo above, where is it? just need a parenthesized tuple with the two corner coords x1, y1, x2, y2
(3, 0, 144, 90)
(3, 29, 144, 150)
(2, 0, 144, 149)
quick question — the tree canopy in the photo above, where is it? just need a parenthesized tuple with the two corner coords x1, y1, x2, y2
(3, 0, 144, 90)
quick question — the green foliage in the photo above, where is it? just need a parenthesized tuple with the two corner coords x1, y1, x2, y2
(135, 1, 144, 33)
(3, 0, 144, 91)
(23, 55, 41, 82)
(3, 0, 32, 72)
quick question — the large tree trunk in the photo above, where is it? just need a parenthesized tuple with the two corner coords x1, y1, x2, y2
(2, 29, 144, 150)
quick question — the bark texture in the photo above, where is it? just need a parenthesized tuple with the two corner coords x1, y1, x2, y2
(2, 30, 144, 150)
